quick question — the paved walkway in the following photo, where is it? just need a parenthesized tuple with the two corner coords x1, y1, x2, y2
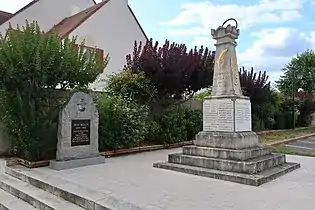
(35, 148, 315, 210)
(285, 136, 315, 155)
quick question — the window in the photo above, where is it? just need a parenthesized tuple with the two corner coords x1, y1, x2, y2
(74, 44, 104, 64)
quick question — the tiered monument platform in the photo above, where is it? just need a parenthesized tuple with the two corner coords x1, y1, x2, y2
(153, 18, 300, 186)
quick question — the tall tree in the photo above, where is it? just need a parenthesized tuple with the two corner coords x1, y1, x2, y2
(0, 21, 108, 161)
(276, 49, 315, 94)
(125, 38, 215, 107)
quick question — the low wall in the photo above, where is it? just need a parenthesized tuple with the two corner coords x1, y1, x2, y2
(182, 99, 203, 110)
(0, 123, 8, 155)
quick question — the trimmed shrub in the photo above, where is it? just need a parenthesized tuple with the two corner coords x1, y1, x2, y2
(97, 94, 149, 150)
(184, 108, 203, 140)
(105, 70, 157, 105)
(148, 106, 202, 144)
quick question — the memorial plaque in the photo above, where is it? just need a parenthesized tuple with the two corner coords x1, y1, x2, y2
(51, 92, 105, 170)
(203, 98, 234, 132)
(71, 119, 91, 146)
(235, 99, 251, 132)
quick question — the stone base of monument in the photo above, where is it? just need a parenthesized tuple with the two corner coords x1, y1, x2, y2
(49, 155, 105, 171)
(153, 131, 300, 186)
(194, 131, 260, 149)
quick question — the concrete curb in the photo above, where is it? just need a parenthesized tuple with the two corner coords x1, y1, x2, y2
(266, 133, 315, 146)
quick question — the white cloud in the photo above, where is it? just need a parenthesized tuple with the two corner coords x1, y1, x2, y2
(238, 28, 315, 84)
(164, 0, 303, 37)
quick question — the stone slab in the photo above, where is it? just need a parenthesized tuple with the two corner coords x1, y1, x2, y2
(203, 97, 252, 132)
(168, 153, 286, 174)
(153, 161, 301, 186)
(234, 98, 252, 132)
(203, 98, 234, 132)
(49, 155, 105, 171)
(194, 131, 259, 149)
(0, 189, 37, 210)
(182, 146, 271, 161)
(0, 174, 85, 210)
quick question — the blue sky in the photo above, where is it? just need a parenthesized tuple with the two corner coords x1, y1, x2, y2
(2, 0, 315, 86)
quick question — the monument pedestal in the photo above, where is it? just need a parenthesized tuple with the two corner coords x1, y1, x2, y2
(153, 130, 300, 186)
(154, 98, 300, 186)
(154, 124, 300, 186)
(194, 131, 259, 149)
(153, 98, 300, 186)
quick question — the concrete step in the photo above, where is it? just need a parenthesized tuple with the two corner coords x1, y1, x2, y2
(168, 153, 286, 174)
(153, 161, 300, 186)
(0, 174, 86, 210)
(0, 189, 37, 210)
(182, 146, 271, 161)
(5, 165, 143, 210)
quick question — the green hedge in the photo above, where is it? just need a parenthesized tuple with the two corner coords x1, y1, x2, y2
(97, 94, 149, 151)
(147, 106, 202, 144)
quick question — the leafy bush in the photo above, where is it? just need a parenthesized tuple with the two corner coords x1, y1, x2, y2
(106, 70, 157, 105)
(297, 99, 315, 126)
(153, 107, 187, 144)
(192, 88, 211, 100)
(148, 106, 202, 144)
(0, 22, 107, 161)
(97, 94, 149, 150)
(184, 108, 202, 140)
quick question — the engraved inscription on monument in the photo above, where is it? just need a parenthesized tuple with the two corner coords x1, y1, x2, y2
(235, 99, 251, 132)
(71, 119, 91, 146)
(203, 98, 234, 132)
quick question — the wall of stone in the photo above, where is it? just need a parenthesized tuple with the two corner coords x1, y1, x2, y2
(182, 99, 203, 110)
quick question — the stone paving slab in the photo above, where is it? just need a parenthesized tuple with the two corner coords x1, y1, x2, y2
(31, 148, 315, 210)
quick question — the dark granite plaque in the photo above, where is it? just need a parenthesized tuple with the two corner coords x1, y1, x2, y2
(71, 119, 91, 146)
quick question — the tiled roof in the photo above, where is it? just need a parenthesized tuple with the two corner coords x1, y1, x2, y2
(0, 0, 40, 25)
(48, 0, 110, 38)
(0, 10, 13, 25)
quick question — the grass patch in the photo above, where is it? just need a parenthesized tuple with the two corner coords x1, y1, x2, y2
(271, 145, 315, 157)
(259, 127, 315, 144)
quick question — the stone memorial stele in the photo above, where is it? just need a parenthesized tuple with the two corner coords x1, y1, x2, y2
(153, 18, 300, 186)
(50, 92, 105, 170)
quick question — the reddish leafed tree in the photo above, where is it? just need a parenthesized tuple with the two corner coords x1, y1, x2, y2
(125, 38, 215, 106)
(239, 67, 272, 123)
(239, 67, 271, 104)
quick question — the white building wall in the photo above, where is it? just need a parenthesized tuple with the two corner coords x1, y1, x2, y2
(0, 0, 95, 34)
(69, 0, 147, 91)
